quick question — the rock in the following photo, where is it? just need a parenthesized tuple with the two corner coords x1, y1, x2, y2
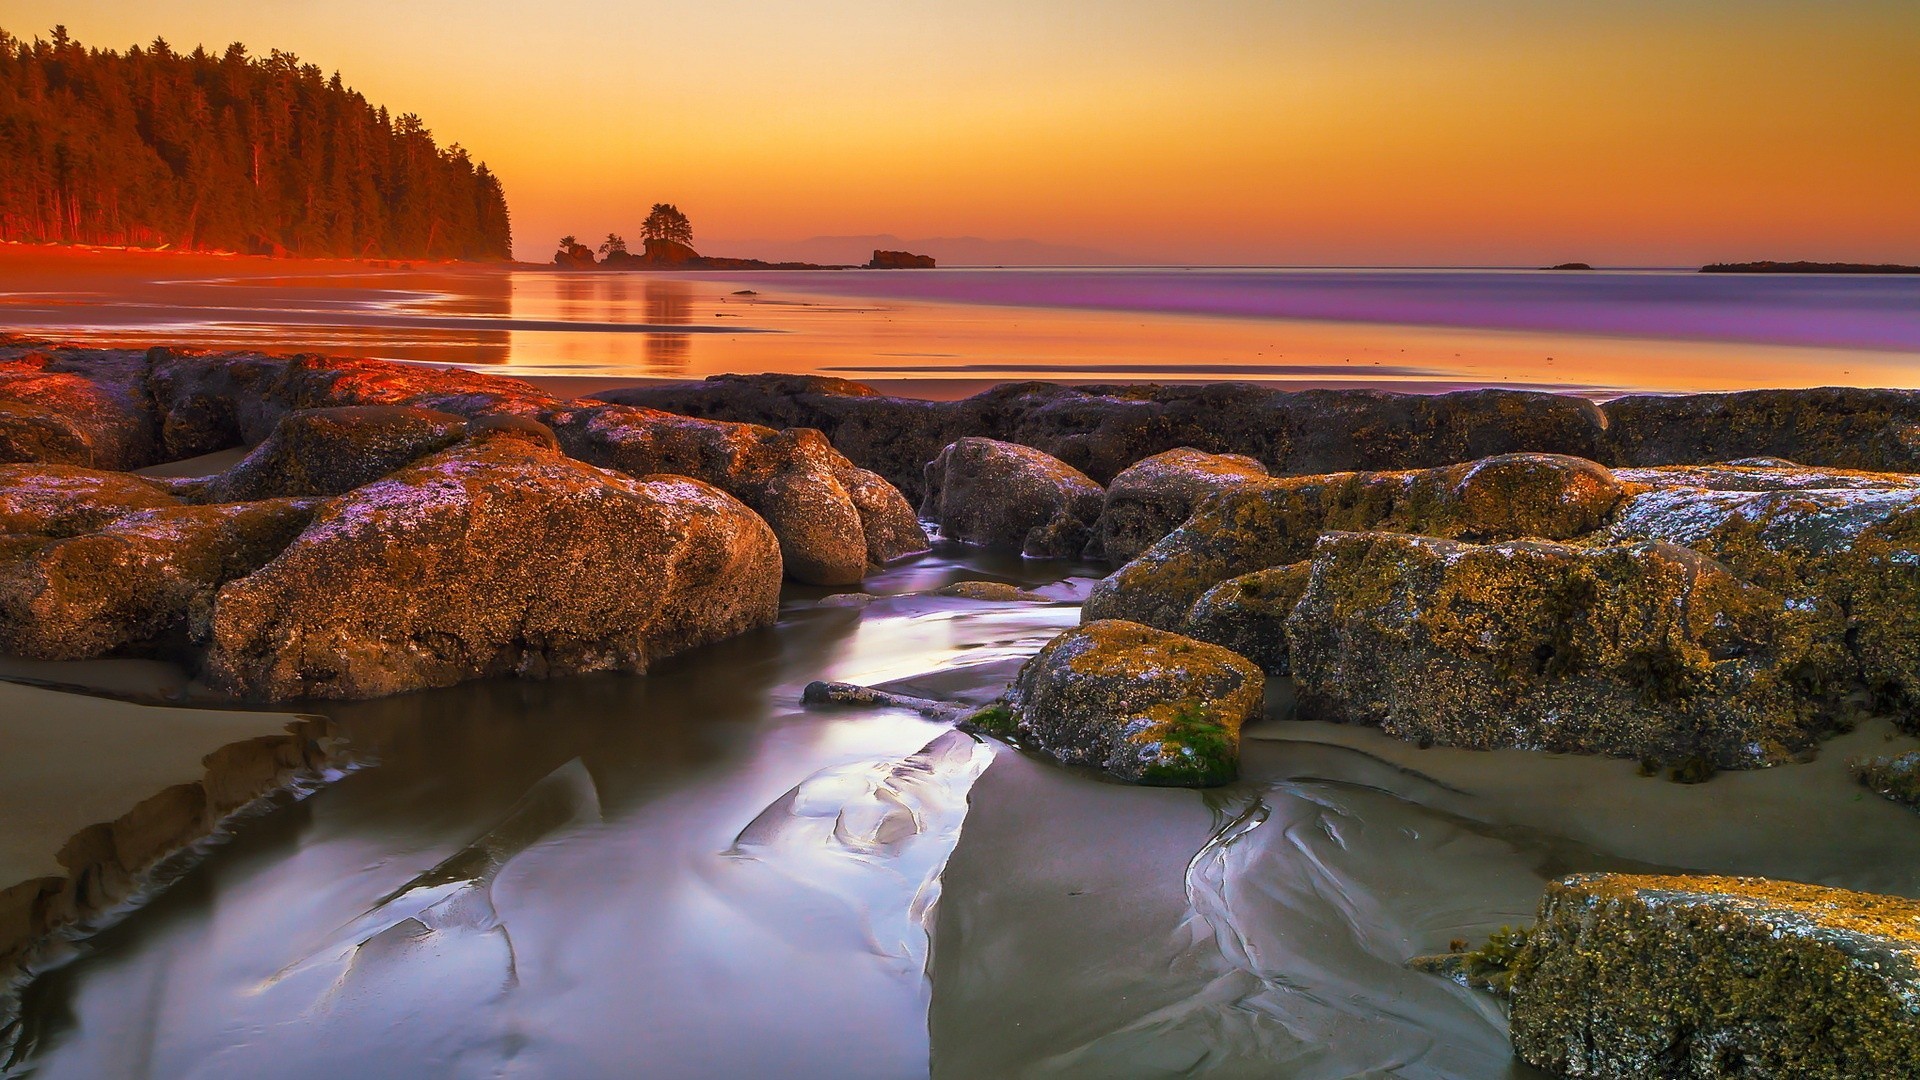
(1182, 562, 1312, 674)
(868, 249, 936, 269)
(0, 499, 318, 660)
(145, 347, 298, 456)
(800, 679, 966, 720)
(1507, 873, 1920, 1078)
(1616, 461, 1920, 492)
(1852, 751, 1920, 813)
(1606, 483, 1920, 727)
(921, 437, 1104, 558)
(1286, 532, 1846, 767)
(1097, 448, 1270, 564)
(999, 620, 1264, 786)
(0, 346, 159, 468)
(1604, 388, 1920, 474)
(0, 464, 182, 537)
(1085, 453, 1626, 631)
(933, 581, 1052, 603)
(190, 406, 469, 502)
(202, 438, 782, 701)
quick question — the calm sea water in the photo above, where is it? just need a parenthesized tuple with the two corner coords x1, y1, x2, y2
(3, 258, 1917, 395)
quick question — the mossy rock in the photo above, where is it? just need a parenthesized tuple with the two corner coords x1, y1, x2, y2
(1286, 531, 1849, 767)
(1002, 619, 1264, 786)
(1182, 561, 1312, 674)
(1508, 873, 1920, 1078)
(1084, 453, 1624, 631)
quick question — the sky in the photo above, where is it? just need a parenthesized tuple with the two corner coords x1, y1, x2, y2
(7, 1, 1918, 265)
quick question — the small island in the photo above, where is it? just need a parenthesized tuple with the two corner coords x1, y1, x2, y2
(1543, 262, 1594, 271)
(1701, 260, 1920, 274)
(554, 204, 934, 271)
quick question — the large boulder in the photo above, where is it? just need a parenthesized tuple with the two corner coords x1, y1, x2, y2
(1085, 453, 1625, 631)
(202, 436, 782, 701)
(1606, 481, 1920, 727)
(1507, 874, 1920, 1078)
(0, 499, 318, 660)
(0, 464, 183, 537)
(995, 619, 1265, 786)
(0, 346, 159, 468)
(190, 405, 470, 502)
(1287, 532, 1846, 767)
(1182, 562, 1312, 674)
(1097, 448, 1270, 564)
(921, 437, 1104, 558)
(1605, 387, 1920, 473)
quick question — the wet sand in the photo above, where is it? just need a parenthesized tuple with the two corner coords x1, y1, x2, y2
(6, 548, 1918, 1078)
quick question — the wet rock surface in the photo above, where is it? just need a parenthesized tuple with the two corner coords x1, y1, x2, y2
(1288, 532, 1844, 767)
(921, 437, 1104, 558)
(1853, 751, 1920, 812)
(1506, 873, 1920, 1078)
(204, 437, 782, 701)
(997, 619, 1264, 786)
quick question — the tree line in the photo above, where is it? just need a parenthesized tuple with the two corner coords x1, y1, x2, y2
(0, 26, 511, 259)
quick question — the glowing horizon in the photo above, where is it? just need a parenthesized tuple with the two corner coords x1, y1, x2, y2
(5, 1, 1915, 265)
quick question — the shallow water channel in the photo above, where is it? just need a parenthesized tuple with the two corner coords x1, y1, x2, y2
(8, 547, 1920, 1079)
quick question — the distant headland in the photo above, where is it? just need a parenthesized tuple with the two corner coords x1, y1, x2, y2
(1701, 261, 1920, 275)
(554, 204, 933, 271)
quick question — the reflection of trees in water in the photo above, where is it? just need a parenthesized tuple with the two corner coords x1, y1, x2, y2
(645, 278, 693, 374)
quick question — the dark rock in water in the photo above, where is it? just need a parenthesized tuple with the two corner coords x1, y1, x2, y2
(1182, 561, 1311, 675)
(1606, 481, 1920, 728)
(202, 437, 783, 701)
(1287, 532, 1847, 767)
(868, 249, 936, 269)
(1506, 873, 1920, 1078)
(0, 498, 318, 660)
(1604, 388, 1920, 474)
(800, 679, 967, 720)
(921, 437, 1104, 558)
(1097, 448, 1270, 564)
(933, 580, 1052, 603)
(1001, 619, 1264, 786)
(189, 406, 469, 502)
(0, 346, 159, 469)
(1085, 453, 1625, 631)
(1851, 751, 1920, 813)
(0, 464, 182, 537)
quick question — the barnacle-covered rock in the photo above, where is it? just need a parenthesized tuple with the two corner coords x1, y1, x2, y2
(1084, 453, 1625, 631)
(190, 405, 469, 502)
(1506, 873, 1920, 1078)
(0, 464, 183, 537)
(1286, 532, 1847, 767)
(1182, 561, 1312, 674)
(1096, 448, 1270, 564)
(1605, 387, 1920, 473)
(998, 619, 1264, 786)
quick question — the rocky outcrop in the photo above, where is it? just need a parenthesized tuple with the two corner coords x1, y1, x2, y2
(1852, 751, 1920, 813)
(0, 347, 158, 469)
(1505, 874, 1920, 1078)
(1182, 562, 1311, 675)
(993, 620, 1264, 786)
(1097, 448, 1270, 564)
(921, 438, 1104, 558)
(1084, 453, 1625, 631)
(0, 464, 182, 537)
(1287, 532, 1844, 768)
(868, 249, 935, 269)
(0, 499, 319, 660)
(203, 436, 783, 701)
(596, 378, 1612, 499)
(1604, 388, 1920, 474)
(189, 405, 469, 502)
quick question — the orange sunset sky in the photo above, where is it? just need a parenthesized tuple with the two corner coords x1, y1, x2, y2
(5, 1, 1916, 266)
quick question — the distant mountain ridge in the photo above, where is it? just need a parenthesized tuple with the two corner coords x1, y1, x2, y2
(707, 234, 1128, 267)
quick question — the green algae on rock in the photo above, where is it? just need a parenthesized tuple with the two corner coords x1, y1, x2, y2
(1507, 873, 1920, 1078)
(1286, 532, 1848, 767)
(1182, 561, 1312, 675)
(1001, 619, 1263, 786)
(1083, 452, 1625, 632)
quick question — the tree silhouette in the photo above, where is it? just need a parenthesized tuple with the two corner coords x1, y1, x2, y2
(558, 234, 577, 252)
(641, 203, 692, 247)
(599, 232, 627, 257)
(0, 25, 511, 258)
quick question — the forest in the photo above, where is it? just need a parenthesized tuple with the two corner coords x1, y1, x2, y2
(0, 26, 511, 260)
